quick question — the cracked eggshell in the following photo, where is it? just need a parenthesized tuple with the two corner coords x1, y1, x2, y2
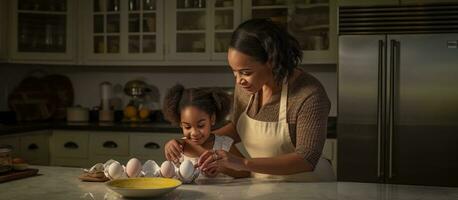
(126, 158, 142, 178)
(160, 161, 176, 178)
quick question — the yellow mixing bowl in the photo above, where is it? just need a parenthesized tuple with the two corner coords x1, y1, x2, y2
(106, 178, 182, 198)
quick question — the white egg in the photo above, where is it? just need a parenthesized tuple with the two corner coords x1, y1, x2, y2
(142, 160, 161, 177)
(179, 160, 195, 180)
(126, 158, 142, 178)
(160, 161, 176, 178)
(106, 162, 124, 180)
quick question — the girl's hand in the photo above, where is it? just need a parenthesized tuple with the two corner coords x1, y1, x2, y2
(198, 150, 248, 172)
(164, 139, 183, 164)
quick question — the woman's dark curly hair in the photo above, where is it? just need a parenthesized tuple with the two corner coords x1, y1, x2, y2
(230, 18, 302, 85)
(162, 84, 231, 126)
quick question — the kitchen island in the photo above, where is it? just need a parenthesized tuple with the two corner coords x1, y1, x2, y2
(0, 166, 456, 200)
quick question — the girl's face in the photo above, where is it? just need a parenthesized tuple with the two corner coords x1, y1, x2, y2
(180, 106, 214, 145)
(228, 48, 273, 94)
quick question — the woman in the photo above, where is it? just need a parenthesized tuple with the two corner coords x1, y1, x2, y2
(165, 19, 335, 181)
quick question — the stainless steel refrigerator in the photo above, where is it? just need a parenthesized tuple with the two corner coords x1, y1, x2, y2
(337, 4, 458, 187)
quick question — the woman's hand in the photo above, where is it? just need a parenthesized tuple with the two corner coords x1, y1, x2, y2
(164, 139, 183, 164)
(197, 150, 248, 172)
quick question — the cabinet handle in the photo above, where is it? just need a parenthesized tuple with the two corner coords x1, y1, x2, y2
(103, 141, 118, 148)
(28, 143, 39, 151)
(64, 141, 79, 149)
(144, 142, 160, 149)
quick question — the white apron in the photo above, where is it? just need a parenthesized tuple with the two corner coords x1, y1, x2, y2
(236, 80, 335, 182)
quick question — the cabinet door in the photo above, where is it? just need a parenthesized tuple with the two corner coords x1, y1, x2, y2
(166, 0, 211, 60)
(20, 133, 50, 165)
(242, 0, 337, 64)
(211, 0, 241, 60)
(0, 136, 20, 158)
(0, 1, 7, 61)
(84, 0, 164, 62)
(338, 0, 399, 6)
(130, 133, 181, 163)
(401, 0, 458, 4)
(52, 131, 89, 158)
(9, 0, 75, 61)
(90, 132, 129, 156)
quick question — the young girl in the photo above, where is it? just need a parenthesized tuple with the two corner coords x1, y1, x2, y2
(162, 84, 249, 178)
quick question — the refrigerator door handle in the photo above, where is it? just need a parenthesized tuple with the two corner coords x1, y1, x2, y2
(389, 39, 400, 179)
(377, 40, 385, 178)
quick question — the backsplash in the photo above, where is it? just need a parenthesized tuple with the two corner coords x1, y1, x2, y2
(0, 64, 337, 116)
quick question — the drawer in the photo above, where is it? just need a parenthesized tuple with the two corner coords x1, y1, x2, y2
(53, 131, 89, 158)
(0, 136, 20, 157)
(20, 134, 50, 165)
(90, 132, 129, 156)
(130, 133, 180, 162)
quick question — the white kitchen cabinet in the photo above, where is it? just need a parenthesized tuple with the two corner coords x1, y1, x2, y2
(242, 0, 337, 64)
(0, 130, 51, 165)
(339, 0, 457, 6)
(8, 0, 76, 63)
(165, 0, 242, 61)
(338, 0, 399, 6)
(90, 131, 130, 156)
(82, 0, 164, 63)
(0, 136, 20, 157)
(20, 133, 50, 165)
(401, 0, 458, 4)
(0, 1, 8, 61)
(50, 130, 90, 167)
(129, 132, 180, 163)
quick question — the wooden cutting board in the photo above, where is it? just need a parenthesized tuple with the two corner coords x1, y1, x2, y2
(0, 168, 39, 183)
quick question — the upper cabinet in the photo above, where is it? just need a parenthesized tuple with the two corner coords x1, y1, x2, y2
(243, 0, 337, 64)
(0, 1, 7, 61)
(401, 0, 458, 5)
(82, 0, 164, 63)
(338, 0, 457, 6)
(9, 0, 76, 62)
(165, 0, 242, 61)
(338, 0, 399, 6)
(4, 0, 338, 64)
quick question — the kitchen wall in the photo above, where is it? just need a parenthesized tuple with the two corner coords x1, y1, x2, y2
(0, 64, 337, 116)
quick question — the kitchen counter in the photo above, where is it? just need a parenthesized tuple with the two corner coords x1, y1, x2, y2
(0, 166, 456, 200)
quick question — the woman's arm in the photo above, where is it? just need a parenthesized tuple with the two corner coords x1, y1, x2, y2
(199, 150, 314, 176)
(242, 153, 313, 175)
(219, 144, 250, 178)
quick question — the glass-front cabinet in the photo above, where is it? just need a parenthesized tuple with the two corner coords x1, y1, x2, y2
(9, 0, 75, 61)
(242, 0, 337, 64)
(83, 0, 163, 62)
(166, 0, 241, 61)
(0, 2, 7, 61)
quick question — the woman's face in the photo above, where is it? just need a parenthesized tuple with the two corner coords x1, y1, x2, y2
(228, 48, 273, 94)
(180, 106, 214, 145)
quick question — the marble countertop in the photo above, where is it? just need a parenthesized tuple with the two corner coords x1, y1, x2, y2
(0, 166, 456, 200)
